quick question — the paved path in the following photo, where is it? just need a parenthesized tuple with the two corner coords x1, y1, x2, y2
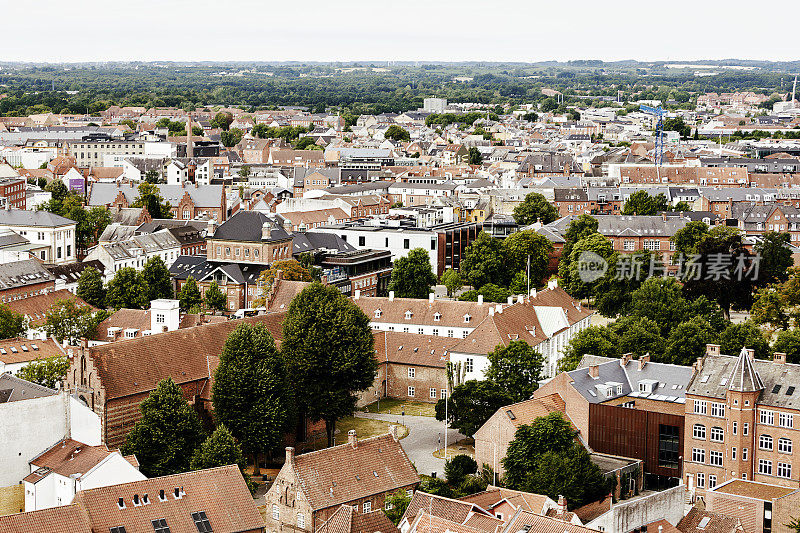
(355, 411, 465, 477)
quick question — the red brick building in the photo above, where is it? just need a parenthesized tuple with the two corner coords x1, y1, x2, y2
(0, 176, 26, 209)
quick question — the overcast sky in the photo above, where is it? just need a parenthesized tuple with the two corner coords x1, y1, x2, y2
(2, 0, 797, 63)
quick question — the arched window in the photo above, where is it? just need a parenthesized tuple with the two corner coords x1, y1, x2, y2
(710, 427, 724, 442)
(759, 434, 774, 451)
(779, 437, 792, 454)
(693, 424, 706, 440)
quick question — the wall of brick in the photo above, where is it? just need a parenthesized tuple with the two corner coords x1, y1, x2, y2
(386, 363, 447, 404)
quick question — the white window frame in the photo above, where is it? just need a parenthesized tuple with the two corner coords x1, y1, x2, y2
(694, 400, 708, 415)
(692, 448, 706, 463)
(693, 424, 706, 440)
(758, 459, 773, 475)
(779, 438, 793, 454)
(778, 462, 792, 479)
(408, 386, 415, 397)
(408, 367, 415, 379)
(760, 434, 774, 451)
(780, 413, 794, 429)
(709, 450, 723, 467)
(761, 410, 775, 426)
(710, 427, 724, 442)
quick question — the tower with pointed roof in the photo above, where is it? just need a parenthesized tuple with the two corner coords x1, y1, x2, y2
(725, 347, 764, 482)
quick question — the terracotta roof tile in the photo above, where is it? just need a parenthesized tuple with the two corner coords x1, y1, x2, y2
(0, 337, 64, 364)
(677, 507, 743, 533)
(27, 438, 115, 481)
(7, 289, 95, 327)
(318, 506, 400, 533)
(0, 504, 91, 532)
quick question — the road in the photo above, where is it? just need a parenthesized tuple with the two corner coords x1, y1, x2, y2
(355, 411, 465, 477)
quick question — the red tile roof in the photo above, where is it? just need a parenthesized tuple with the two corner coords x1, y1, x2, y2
(25, 439, 116, 484)
(7, 289, 95, 327)
(317, 505, 400, 533)
(0, 337, 64, 365)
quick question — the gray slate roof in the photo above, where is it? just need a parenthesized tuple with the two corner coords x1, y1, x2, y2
(88, 183, 224, 208)
(0, 374, 57, 403)
(212, 211, 290, 243)
(0, 259, 55, 290)
(0, 209, 75, 228)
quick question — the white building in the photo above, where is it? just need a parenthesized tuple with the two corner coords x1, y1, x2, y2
(24, 438, 145, 511)
(423, 98, 448, 113)
(0, 209, 77, 265)
(84, 229, 181, 273)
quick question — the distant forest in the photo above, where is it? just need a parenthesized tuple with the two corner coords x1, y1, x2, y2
(0, 60, 798, 117)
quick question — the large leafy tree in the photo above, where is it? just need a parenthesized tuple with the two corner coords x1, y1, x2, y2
(0, 303, 26, 339)
(384, 125, 411, 142)
(106, 267, 148, 309)
(719, 321, 771, 360)
(435, 380, 513, 437)
(558, 215, 599, 289)
(751, 287, 790, 330)
(388, 248, 437, 299)
(251, 259, 312, 307)
(610, 316, 665, 360)
(564, 232, 614, 298)
(755, 231, 793, 286)
(671, 221, 709, 256)
(461, 232, 504, 288)
(142, 256, 174, 302)
(664, 317, 719, 366)
(622, 191, 669, 216)
(204, 281, 227, 312)
(76, 266, 106, 308)
(502, 413, 609, 509)
(17, 356, 70, 389)
(593, 250, 659, 317)
(190, 424, 246, 472)
(773, 329, 800, 363)
(501, 230, 553, 287)
(212, 323, 292, 474)
(43, 299, 103, 344)
(513, 192, 558, 226)
(210, 111, 233, 131)
(383, 490, 411, 525)
(485, 341, 544, 403)
(444, 455, 478, 486)
(282, 283, 376, 446)
(468, 147, 483, 165)
(178, 276, 202, 311)
(439, 269, 463, 298)
(122, 378, 206, 477)
(131, 182, 173, 219)
(559, 326, 620, 372)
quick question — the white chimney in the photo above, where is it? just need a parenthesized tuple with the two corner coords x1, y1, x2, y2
(354, 290, 361, 300)
(429, 293, 435, 304)
(150, 299, 180, 332)
(517, 295, 525, 304)
(495, 304, 503, 314)
(477, 294, 484, 305)
(507, 296, 514, 305)
(261, 221, 272, 240)
(548, 278, 558, 290)
(530, 288, 537, 298)
(389, 291, 395, 302)
(489, 307, 495, 316)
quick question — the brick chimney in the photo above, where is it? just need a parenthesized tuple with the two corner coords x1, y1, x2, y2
(285, 446, 295, 463)
(746, 348, 755, 361)
(706, 344, 721, 356)
(638, 354, 651, 370)
(348, 430, 357, 448)
(588, 365, 599, 379)
(620, 353, 632, 367)
(774, 352, 787, 365)
(557, 495, 567, 517)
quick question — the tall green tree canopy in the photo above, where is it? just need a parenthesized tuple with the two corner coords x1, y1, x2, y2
(501, 230, 554, 287)
(122, 378, 206, 477)
(435, 380, 513, 437)
(0, 303, 26, 339)
(282, 283, 377, 445)
(388, 248, 437, 299)
(131, 182, 173, 219)
(384, 125, 411, 142)
(564, 232, 614, 298)
(106, 267, 148, 309)
(664, 316, 719, 366)
(43, 299, 102, 344)
(190, 425, 250, 485)
(142, 256, 174, 302)
(622, 191, 669, 216)
(719, 321, 771, 361)
(559, 326, 620, 372)
(773, 329, 800, 363)
(485, 341, 544, 403)
(204, 280, 227, 312)
(440, 269, 463, 298)
(76, 266, 106, 308)
(17, 356, 70, 389)
(755, 231, 793, 286)
(461, 232, 505, 289)
(178, 276, 202, 311)
(558, 215, 599, 289)
(513, 192, 559, 226)
(671, 221, 709, 256)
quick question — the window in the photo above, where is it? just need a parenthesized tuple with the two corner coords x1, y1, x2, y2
(693, 424, 706, 440)
(692, 448, 706, 463)
(732, 447, 737, 460)
(779, 438, 792, 454)
(709, 475, 717, 489)
(191, 512, 212, 533)
(711, 403, 725, 418)
(743, 448, 748, 461)
(710, 451, 723, 467)
(156, 313, 165, 324)
(761, 410, 775, 425)
(623, 240, 635, 251)
(778, 463, 792, 479)
(744, 423, 749, 435)
(152, 519, 171, 533)
(297, 513, 305, 529)
(408, 368, 415, 379)
(759, 459, 773, 475)
(760, 435, 774, 450)
(359, 236, 366, 246)
(385, 502, 393, 510)
(111, 528, 128, 533)
(696, 472, 705, 488)
(272, 505, 279, 520)
(433, 313, 441, 321)
(644, 240, 660, 251)
(694, 400, 707, 415)
(710, 427, 724, 442)
(432, 328, 438, 336)
(465, 358, 474, 373)
(403, 239, 410, 249)
(430, 388, 437, 399)
(780, 413, 794, 428)
(408, 386, 415, 397)
(733, 421, 738, 435)
(363, 501, 372, 513)
(441, 389, 447, 399)
(658, 424, 680, 468)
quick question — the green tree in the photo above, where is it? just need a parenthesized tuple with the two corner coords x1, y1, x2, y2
(444, 455, 478, 486)
(435, 380, 513, 437)
(773, 329, 800, 364)
(190, 425, 252, 491)
(43, 299, 99, 344)
(565, 232, 614, 298)
(178, 276, 202, 311)
(610, 316, 665, 360)
(509, 271, 530, 294)
(142, 256, 174, 302)
(82, 206, 112, 247)
(106, 267, 148, 309)
(664, 317, 719, 366)
(672, 201, 693, 212)
(221, 128, 244, 147)
(384, 125, 411, 142)
(0, 303, 26, 339)
(663, 117, 691, 138)
(251, 260, 313, 307)
(671, 221, 709, 256)
(502, 230, 553, 287)
(210, 111, 233, 131)
(468, 147, 483, 165)
(122, 378, 206, 477)
(485, 340, 544, 402)
(461, 232, 504, 288)
(131, 182, 173, 219)
(204, 281, 227, 312)
(755, 231, 793, 286)
(144, 170, 161, 184)
(751, 287, 790, 330)
(16, 356, 70, 389)
(593, 251, 658, 317)
(440, 269, 463, 298)
(559, 326, 620, 372)
(557, 215, 599, 289)
(622, 191, 669, 216)
(282, 283, 377, 446)
(77, 266, 106, 308)
(212, 323, 291, 475)
(513, 192, 559, 226)
(388, 248, 437, 299)
(383, 490, 411, 525)
(720, 321, 771, 361)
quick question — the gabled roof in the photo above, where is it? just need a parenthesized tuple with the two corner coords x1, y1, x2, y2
(317, 506, 400, 533)
(500, 509, 599, 533)
(0, 208, 75, 228)
(0, 504, 92, 533)
(0, 259, 55, 291)
(25, 439, 121, 484)
(6, 289, 94, 327)
(292, 433, 419, 511)
(404, 491, 493, 528)
(677, 506, 743, 533)
(0, 373, 57, 403)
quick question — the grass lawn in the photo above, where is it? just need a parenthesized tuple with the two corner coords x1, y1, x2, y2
(362, 398, 437, 417)
(432, 438, 474, 459)
(299, 416, 409, 452)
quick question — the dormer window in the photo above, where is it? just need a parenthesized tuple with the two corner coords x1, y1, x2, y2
(374, 309, 382, 318)
(464, 314, 471, 323)
(117, 497, 126, 509)
(159, 489, 166, 502)
(434, 312, 441, 321)
(405, 310, 413, 320)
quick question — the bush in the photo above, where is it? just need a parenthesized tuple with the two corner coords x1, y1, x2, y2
(444, 454, 478, 486)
